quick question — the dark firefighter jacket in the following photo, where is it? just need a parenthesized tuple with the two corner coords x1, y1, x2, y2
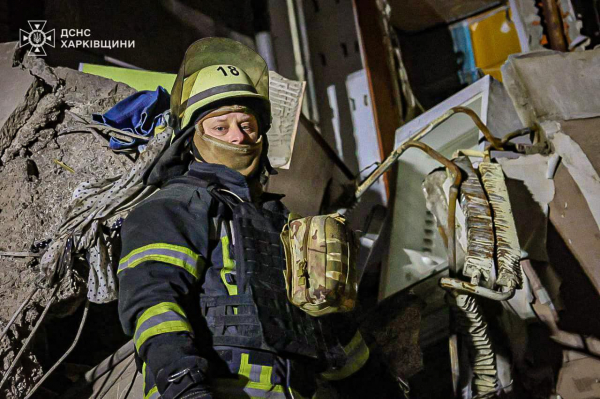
(117, 161, 369, 398)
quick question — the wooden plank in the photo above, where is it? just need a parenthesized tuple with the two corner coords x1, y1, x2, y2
(353, 0, 402, 195)
(266, 116, 335, 216)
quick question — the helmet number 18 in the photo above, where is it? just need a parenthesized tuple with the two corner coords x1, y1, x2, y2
(217, 66, 240, 76)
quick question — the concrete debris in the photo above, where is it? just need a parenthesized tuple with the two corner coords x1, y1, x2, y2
(0, 42, 135, 398)
(502, 49, 600, 126)
(549, 131, 600, 230)
(1, 92, 63, 163)
(545, 117, 600, 295)
(497, 154, 556, 262)
(499, 48, 600, 398)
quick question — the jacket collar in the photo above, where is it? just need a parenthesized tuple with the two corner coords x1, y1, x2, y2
(187, 161, 254, 201)
(188, 162, 285, 204)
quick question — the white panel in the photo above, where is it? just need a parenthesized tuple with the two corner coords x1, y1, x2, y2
(326, 84, 343, 159)
(382, 88, 489, 299)
(300, 0, 364, 172)
(345, 69, 386, 205)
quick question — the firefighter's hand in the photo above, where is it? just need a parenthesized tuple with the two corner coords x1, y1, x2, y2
(156, 356, 212, 399)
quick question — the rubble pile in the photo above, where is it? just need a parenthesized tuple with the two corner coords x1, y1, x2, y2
(0, 42, 135, 397)
(0, 42, 426, 398)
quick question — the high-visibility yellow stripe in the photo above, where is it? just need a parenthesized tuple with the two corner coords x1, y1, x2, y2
(238, 354, 275, 389)
(220, 236, 238, 296)
(259, 364, 272, 385)
(135, 320, 192, 352)
(134, 303, 190, 350)
(212, 354, 310, 398)
(213, 376, 287, 392)
(144, 386, 158, 399)
(142, 362, 147, 393)
(321, 330, 370, 381)
(136, 302, 187, 331)
(119, 243, 202, 279)
(142, 362, 159, 399)
(238, 353, 252, 379)
(121, 243, 199, 264)
(120, 254, 200, 279)
(343, 328, 364, 354)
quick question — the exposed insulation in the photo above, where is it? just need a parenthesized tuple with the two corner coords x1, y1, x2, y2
(422, 171, 451, 244)
(479, 162, 523, 289)
(453, 293, 499, 397)
(455, 157, 495, 285)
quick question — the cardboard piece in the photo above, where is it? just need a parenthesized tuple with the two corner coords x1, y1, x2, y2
(266, 117, 335, 216)
(267, 71, 305, 169)
(557, 356, 600, 399)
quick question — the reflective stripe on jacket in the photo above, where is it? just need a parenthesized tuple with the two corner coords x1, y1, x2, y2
(142, 352, 309, 399)
(118, 162, 368, 398)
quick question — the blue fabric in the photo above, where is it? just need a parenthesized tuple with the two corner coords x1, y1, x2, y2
(92, 86, 170, 150)
(449, 23, 479, 85)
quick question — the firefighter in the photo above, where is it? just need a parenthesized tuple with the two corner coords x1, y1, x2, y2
(117, 38, 374, 399)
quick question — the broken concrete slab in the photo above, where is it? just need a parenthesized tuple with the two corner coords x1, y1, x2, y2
(0, 43, 34, 127)
(0, 42, 41, 162)
(0, 47, 136, 398)
(497, 154, 556, 262)
(545, 117, 600, 295)
(502, 49, 600, 126)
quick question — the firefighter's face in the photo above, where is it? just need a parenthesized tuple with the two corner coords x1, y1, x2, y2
(200, 112, 259, 145)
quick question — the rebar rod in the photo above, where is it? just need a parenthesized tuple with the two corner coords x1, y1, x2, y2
(451, 106, 502, 150)
(356, 106, 491, 199)
(0, 287, 39, 342)
(23, 301, 90, 399)
(0, 285, 59, 391)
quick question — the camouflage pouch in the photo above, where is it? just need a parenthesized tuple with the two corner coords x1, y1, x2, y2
(280, 213, 358, 317)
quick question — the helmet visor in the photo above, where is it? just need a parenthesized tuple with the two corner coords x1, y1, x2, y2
(171, 38, 269, 130)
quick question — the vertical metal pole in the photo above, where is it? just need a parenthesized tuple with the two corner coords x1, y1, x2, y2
(295, 0, 320, 123)
(286, 0, 310, 119)
(255, 31, 278, 72)
(541, 0, 568, 51)
(252, 0, 278, 72)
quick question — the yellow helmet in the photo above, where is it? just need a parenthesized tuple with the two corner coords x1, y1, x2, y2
(171, 38, 271, 131)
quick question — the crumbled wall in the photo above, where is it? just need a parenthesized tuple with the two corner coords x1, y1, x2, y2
(0, 42, 135, 398)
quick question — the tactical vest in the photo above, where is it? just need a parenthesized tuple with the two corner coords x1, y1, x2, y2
(167, 174, 340, 362)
